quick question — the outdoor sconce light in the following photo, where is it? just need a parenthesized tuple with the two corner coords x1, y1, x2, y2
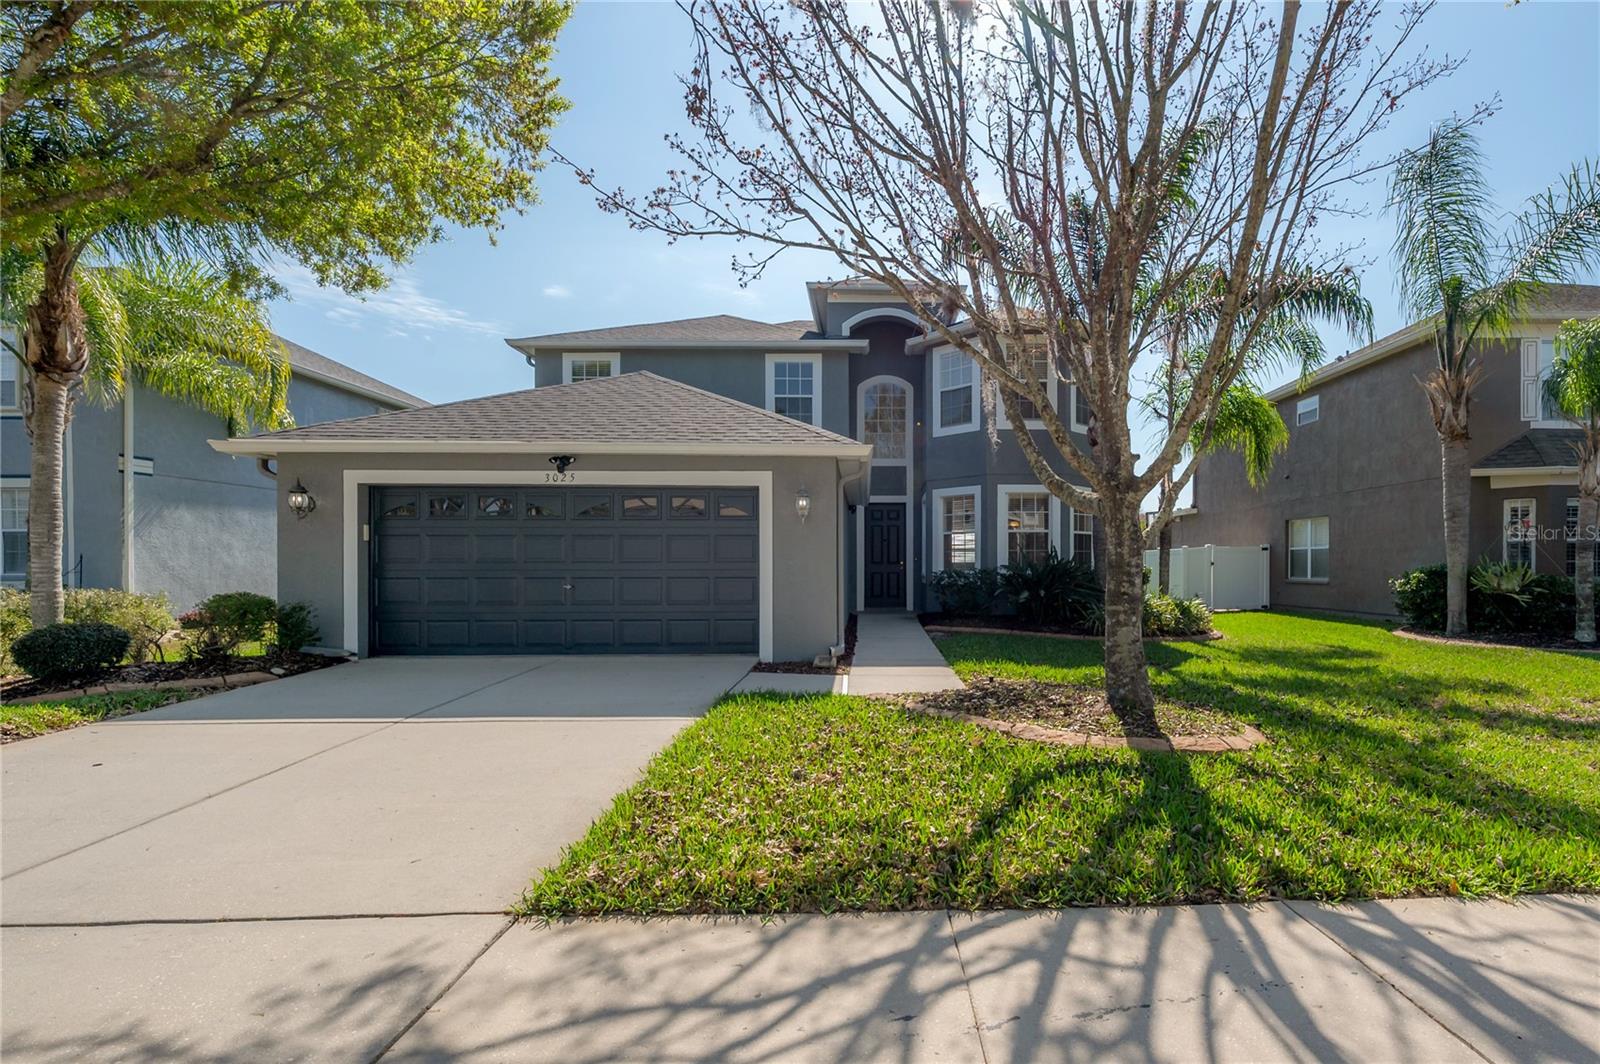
(549, 454, 577, 474)
(795, 486, 811, 523)
(286, 479, 316, 519)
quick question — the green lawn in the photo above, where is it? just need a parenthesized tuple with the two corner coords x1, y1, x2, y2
(1, 689, 198, 741)
(519, 612, 1600, 916)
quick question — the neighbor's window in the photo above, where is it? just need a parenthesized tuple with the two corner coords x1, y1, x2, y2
(1, 487, 28, 580)
(1004, 491, 1051, 566)
(1287, 516, 1329, 580)
(1503, 499, 1535, 567)
(769, 358, 817, 424)
(940, 493, 977, 570)
(1071, 508, 1094, 566)
(1567, 497, 1598, 578)
(1012, 341, 1052, 422)
(937, 350, 975, 429)
(0, 355, 18, 412)
(564, 355, 617, 383)
(1296, 394, 1320, 425)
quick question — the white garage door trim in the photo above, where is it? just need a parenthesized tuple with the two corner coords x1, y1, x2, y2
(342, 469, 775, 660)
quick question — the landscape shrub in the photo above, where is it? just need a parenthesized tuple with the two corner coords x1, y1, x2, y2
(998, 551, 1101, 629)
(64, 588, 176, 663)
(0, 587, 28, 672)
(1141, 593, 1215, 637)
(273, 602, 319, 653)
(926, 568, 1001, 617)
(1391, 560, 1581, 635)
(186, 591, 278, 659)
(12, 622, 131, 684)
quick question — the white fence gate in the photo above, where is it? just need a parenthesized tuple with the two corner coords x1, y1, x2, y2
(1143, 545, 1270, 610)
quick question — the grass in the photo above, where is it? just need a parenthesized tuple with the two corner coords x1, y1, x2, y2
(519, 611, 1600, 916)
(1, 689, 198, 741)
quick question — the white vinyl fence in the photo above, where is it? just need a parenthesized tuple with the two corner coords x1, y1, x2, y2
(1143, 545, 1270, 610)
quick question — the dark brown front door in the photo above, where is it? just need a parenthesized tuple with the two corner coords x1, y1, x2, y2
(865, 503, 906, 608)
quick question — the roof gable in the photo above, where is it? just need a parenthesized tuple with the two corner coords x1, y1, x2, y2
(278, 336, 428, 409)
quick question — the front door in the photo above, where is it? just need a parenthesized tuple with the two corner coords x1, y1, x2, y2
(864, 503, 906, 608)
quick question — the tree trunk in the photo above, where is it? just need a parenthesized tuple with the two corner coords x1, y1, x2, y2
(22, 232, 89, 627)
(1440, 436, 1471, 636)
(1157, 516, 1173, 595)
(1101, 491, 1157, 731)
(1576, 490, 1598, 644)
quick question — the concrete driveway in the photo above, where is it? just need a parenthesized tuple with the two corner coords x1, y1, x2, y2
(0, 654, 751, 1062)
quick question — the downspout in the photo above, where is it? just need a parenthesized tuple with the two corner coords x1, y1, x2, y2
(63, 418, 75, 587)
(121, 387, 134, 591)
(836, 457, 870, 654)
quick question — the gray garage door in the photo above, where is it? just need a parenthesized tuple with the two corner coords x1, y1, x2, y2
(371, 485, 760, 654)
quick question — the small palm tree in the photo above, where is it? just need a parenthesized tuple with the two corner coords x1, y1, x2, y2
(1388, 127, 1600, 635)
(3, 252, 290, 626)
(1545, 317, 1600, 643)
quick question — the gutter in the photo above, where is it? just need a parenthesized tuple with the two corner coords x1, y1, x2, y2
(209, 437, 876, 461)
(503, 338, 868, 354)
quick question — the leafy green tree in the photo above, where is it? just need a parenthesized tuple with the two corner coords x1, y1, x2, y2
(1545, 317, 1600, 643)
(2, 251, 290, 624)
(2, 0, 570, 623)
(1387, 127, 1600, 635)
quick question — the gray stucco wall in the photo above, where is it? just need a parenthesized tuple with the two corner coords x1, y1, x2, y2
(1172, 335, 1563, 616)
(273, 450, 847, 662)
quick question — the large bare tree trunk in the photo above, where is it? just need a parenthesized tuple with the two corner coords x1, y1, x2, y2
(1101, 492, 1157, 731)
(21, 233, 88, 627)
(1440, 436, 1471, 635)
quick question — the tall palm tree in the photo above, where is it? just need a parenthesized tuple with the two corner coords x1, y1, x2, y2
(1387, 128, 1600, 635)
(1545, 317, 1600, 643)
(2, 251, 290, 626)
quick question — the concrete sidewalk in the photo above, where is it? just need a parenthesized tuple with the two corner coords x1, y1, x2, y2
(846, 612, 963, 695)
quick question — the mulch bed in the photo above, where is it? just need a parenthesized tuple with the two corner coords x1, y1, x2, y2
(1393, 627, 1600, 654)
(750, 613, 858, 675)
(906, 675, 1266, 753)
(0, 650, 348, 703)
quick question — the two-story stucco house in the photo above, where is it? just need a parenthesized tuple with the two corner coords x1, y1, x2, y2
(1, 337, 425, 609)
(212, 279, 1101, 661)
(1170, 285, 1600, 617)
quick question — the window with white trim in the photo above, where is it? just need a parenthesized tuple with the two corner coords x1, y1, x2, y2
(1503, 499, 1535, 568)
(1070, 382, 1091, 432)
(1287, 516, 1329, 581)
(862, 380, 908, 460)
(1010, 340, 1052, 423)
(935, 349, 975, 431)
(1, 487, 26, 581)
(1004, 490, 1051, 566)
(939, 492, 977, 570)
(1, 354, 19, 412)
(562, 353, 619, 384)
(1296, 394, 1320, 425)
(1070, 508, 1094, 565)
(768, 356, 818, 424)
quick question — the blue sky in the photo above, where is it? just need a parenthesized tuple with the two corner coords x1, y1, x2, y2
(268, 0, 1600, 412)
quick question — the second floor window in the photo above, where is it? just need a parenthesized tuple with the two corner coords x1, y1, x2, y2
(862, 380, 908, 460)
(937, 350, 974, 429)
(769, 358, 817, 424)
(1504, 499, 1535, 568)
(1011, 342, 1052, 422)
(563, 354, 618, 384)
(0, 355, 18, 412)
(1287, 516, 1329, 580)
(1071, 381, 1092, 431)
(1296, 395, 1320, 425)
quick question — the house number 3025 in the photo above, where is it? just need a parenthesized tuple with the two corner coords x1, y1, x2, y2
(544, 471, 578, 483)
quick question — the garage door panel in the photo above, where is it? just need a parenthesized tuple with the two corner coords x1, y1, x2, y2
(373, 484, 759, 655)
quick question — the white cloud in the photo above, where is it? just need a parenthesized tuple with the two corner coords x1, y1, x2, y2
(542, 284, 572, 299)
(274, 261, 503, 336)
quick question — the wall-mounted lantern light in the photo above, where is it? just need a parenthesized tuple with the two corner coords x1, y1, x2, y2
(549, 454, 577, 474)
(795, 486, 811, 523)
(287, 479, 316, 519)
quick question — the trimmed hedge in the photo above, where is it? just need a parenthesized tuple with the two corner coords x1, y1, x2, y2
(13, 622, 131, 684)
(1391, 561, 1585, 636)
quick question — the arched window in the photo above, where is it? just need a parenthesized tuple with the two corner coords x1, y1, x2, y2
(861, 379, 908, 460)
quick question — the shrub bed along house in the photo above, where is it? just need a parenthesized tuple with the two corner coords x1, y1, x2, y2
(0, 587, 176, 671)
(1391, 560, 1594, 644)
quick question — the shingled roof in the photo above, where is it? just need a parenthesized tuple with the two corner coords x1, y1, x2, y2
(505, 314, 842, 349)
(278, 336, 427, 408)
(210, 372, 871, 457)
(1474, 429, 1583, 472)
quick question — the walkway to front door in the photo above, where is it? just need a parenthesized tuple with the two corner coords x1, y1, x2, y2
(864, 502, 906, 608)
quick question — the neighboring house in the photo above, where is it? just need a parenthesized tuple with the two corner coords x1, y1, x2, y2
(211, 279, 1102, 661)
(1, 336, 425, 609)
(1171, 285, 1600, 617)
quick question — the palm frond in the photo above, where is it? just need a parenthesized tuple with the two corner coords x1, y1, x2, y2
(1387, 125, 1497, 322)
(1192, 385, 1290, 489)
(1474, 158, 1600, 337)
(1546, 316, 1600, 424)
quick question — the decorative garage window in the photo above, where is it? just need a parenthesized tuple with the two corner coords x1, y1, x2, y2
(1, 486, 26, 581)
(622, 494, 660, 518)
(671, 494, 707, 518)
(1503, 499, 1535, 567)
(428, 494, 466, 518)
(932, 488, 979, 571)
(717, 492, 755, 519)
(1070, 508, 1094, 566)
(767, 354, 820, 425)
(1002, 489, 1052, 566)
(380, 496, 417, 519)
(935, 350, 976, 433)
(573, 494, 612, 520)
(477, 494, 514, 517)
(562, 353, 619, 384)
(1287, 516, 1329, 581)
(525, 494, 565, 519)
